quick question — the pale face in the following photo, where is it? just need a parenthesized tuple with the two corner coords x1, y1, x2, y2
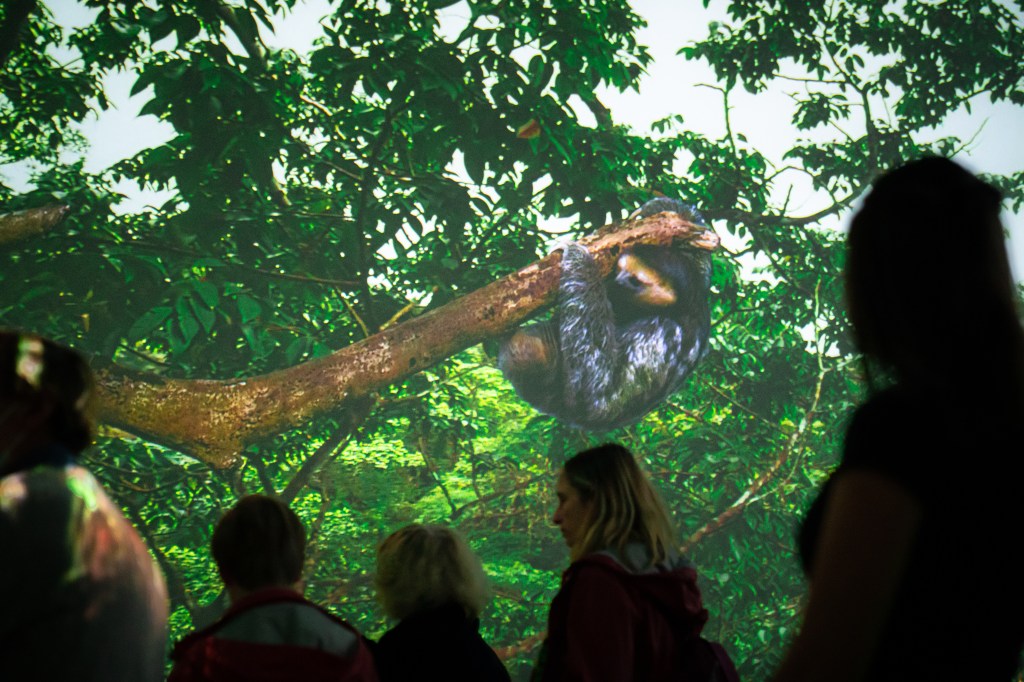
(553, 472, 593, 556)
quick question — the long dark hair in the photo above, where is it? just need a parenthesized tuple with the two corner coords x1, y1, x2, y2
(0, 331, 95, 473)
(845, 157, 1024, 403)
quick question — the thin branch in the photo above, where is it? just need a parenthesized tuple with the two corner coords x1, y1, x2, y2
(772, 72, 847, 85)
(213, 1, 265, 65)
(702, 381, 778, 431)
(352, 100, 408, 329)
(300, 93, 334, 118)
(712, 193, 856, 228)
(304, 480, 333, 553)
(250, 453, 277, 496)
(950, 118, 987, 156)
(97, 237, 359, 288)
(697, 83, 739, 160)
(380, 286, 438, 330)
(280, 396, 375, 504)
(210, 0, 294, 208)
(121, 497, 224, 627)
(682, 356, 830, 553)
(116, 343, 170, 368)
(421, 449, 458, 518)
(452, 474, 545, 520)
(338, 288, 371, 337)
(782, 91, 857, 144)
(494, 632, 546, 661)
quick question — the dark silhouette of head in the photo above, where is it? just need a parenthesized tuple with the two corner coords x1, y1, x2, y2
(211, 494, 306, 593)
(0, 331, 95, 474)
(845, 157, 1022, 392)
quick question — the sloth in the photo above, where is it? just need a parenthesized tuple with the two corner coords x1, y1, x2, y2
(499, 198, 712, 430)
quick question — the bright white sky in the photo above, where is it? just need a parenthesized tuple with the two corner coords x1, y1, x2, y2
(7, 0, 1024, 278)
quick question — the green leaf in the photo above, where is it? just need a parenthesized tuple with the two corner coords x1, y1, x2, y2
(464, 148, 486, 185)
(188, 296, 216, 333)
(237, 295, 262, 324)
(191, 280, 219, 309)
(149, 14, 175, 43)
(127, 306, 173, 340)
(284, 337, 308, 364)
(175, 15, 202, 46)
(139, 98, 165, 119)
(176, 296, 200, 347)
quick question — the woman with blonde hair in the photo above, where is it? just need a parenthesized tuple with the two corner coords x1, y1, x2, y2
(535, 443, 737, 681)
(371, 523, 510, 681)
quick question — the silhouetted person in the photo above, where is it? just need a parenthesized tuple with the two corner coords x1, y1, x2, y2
(774, 157, 1024, 681)
(533, 443, 738, 681)
(0, 330, 168, 681)
(371, 523, 510, 682)
(169, 494, 378, 681)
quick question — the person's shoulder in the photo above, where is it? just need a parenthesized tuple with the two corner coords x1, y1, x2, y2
(10, 463, 124, 516)
(846, 385, 938, 450)
(170, 623, 211, 664)
(851, 385, 911, 422)
(0, 470, 32, 516)
(372, 608, 508, 681)
(0, 464, 81, 532)
(575, 544, 695, 575)
(2, 463, 69, 494)
(228, 589, 360, 646)
(842, 385, 958, 495)
(176, 590, 367, 662)
(567, 552, 631, 579)
(560, 553, 640, 601)
(375, 603, 475, 651)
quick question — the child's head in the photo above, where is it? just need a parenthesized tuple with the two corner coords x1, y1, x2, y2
(212, 495, 306, 595)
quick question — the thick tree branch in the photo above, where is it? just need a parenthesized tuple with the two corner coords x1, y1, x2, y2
(352, 100, 407, 330)
(95, 212, 719, 467)
(0, 203, 71, 248)
(581, 94, 613, 128)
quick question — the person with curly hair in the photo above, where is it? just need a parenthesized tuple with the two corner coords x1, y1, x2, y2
(372, 523, 510, 682)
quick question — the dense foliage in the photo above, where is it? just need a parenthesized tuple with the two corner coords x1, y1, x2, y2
(2, 1, 1022, 679)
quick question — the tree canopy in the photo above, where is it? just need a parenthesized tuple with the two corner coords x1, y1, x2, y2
(2, 1, 1022, 679)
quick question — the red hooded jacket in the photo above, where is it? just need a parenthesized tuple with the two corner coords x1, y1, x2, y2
(169, 588, 378, 682)
(537, 550, 738, 682)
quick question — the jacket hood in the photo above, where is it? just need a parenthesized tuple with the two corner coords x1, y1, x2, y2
(574, 545, 708, 636)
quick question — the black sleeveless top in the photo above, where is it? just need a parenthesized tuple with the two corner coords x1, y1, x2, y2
(799, 387, 1024, 680)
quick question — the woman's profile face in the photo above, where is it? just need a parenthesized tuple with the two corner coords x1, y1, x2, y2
(552, 471, 593, 555)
